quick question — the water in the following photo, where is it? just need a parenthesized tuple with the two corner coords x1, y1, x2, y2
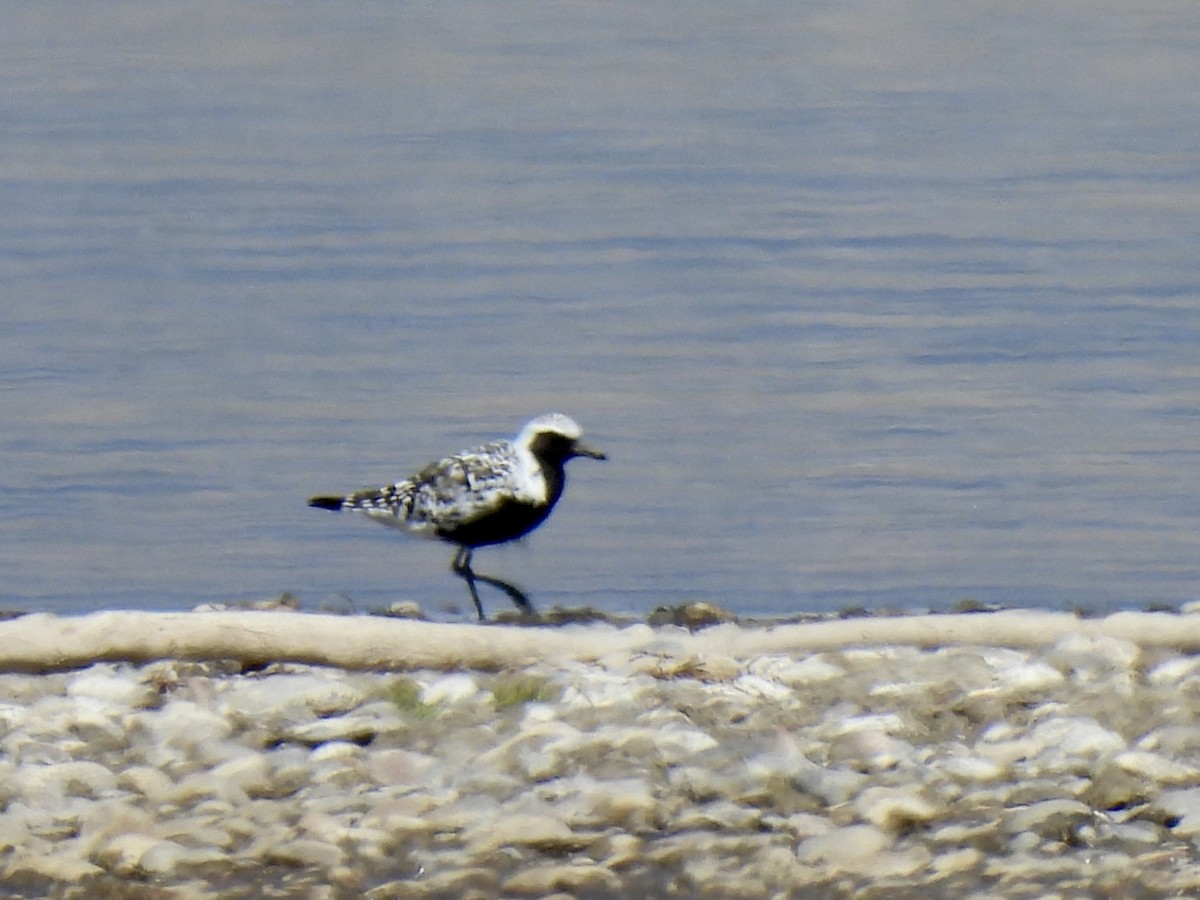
(2, 1, 1199, 618)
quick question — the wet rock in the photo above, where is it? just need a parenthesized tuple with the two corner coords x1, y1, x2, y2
(1047, 633, 1140, 680)
(421, 673, 480, 705)
(381, 600, 425, 620)
(14, 760, 117, 801)
(796, 823, 892, 872)
(280, 711, 396, 746)
(219, 671, 367, 721)
(502, 862, 623, 895)
(550, 775, 658, 832)
(1151, 786, 1200, 836)
(469, 808, 561, 850)
(1027, 715, 1126, 767)
(652, 722, 720, 761)
(1112, 749, 1200, 784)
(1003, 798, 1093, 840)
(4, 850, 104, 883)
(928, 846, 982, 878)
(66, 664, 158, 710)
(673, 799, 763, 832)
(747, 653, 845, 686)
(265, 837, 346, 870)
(854, 786, 941, 833)
(785, 750, 869, 807)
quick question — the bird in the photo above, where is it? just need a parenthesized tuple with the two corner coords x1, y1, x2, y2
(308, 413, 606, 619)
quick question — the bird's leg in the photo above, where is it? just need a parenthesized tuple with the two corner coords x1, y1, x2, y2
(452, 547, 486, 620)
(471, 571, 535, 616)
(450, 547, 534, 618)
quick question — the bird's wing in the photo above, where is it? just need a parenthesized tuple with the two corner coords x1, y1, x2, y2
(344, 440, 519, 533)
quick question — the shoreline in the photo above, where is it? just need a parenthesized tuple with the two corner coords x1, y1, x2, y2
(2, 608, 1199, 896)
(4, 604, 1200, 674)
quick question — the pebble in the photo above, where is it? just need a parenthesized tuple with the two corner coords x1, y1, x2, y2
(0, 632, 1198, 896)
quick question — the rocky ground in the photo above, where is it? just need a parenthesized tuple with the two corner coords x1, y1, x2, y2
(2, 616, 1200, 898)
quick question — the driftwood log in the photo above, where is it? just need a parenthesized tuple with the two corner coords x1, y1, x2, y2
(0, 609, 1199, 673)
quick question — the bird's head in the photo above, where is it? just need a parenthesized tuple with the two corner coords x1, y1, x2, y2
(519, 413, 607, 464)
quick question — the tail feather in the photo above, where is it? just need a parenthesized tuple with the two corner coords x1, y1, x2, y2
(308, 496, 346, 512)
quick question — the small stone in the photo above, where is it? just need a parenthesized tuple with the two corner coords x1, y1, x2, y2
(141, 841, 227, 875)
(1029, 716, 1126, 760)
(468, 812, 586, 854)
(310, 740, 364, 763)
(1110, 821, 1163, 845)
(928, 847, 982, 878)
(96, 833, 191, 876)
(748, 654, 845, 686)
(17, 760, 118, 801)
(862, 845, 933, 879)
(787, 756, 868, 807)
(833, 728, 918, 772)
(769, 812, 834, 840)
(360, 794, 438, 840)
(210, 752, 273, 796)
(421, 673, 480, 706)
(502, 862, 622, 895)
(383, 601, 425, 619)
(4, 850, 104, 882)
(580, 778, 660, 832)
(133, 699, 234, 756)
(935, 752, 1006, 783)
(118, 765, 176, 803)
(1047, 633, 1140, 676)
(1147, 656, 1200, 685)
(280, 712, 391, 746)
(1003, 799, 1093, 840)
(66, 665, 156, 709)
(723, 673, 794, 701)
(424, 795, 502, 834)
(796, 824, 892, 873)
(983, 849, 1086, 883)
(981, 651, 1067, 694)
(390, 867, 499, 898)
(1112, 750, 1200, 785)
(854, 786, 941, 833)
(366, 749, 439, 786)
(219, 673, 367, 721)
(266, 838, 345, 870)
(600, 833, 643, 869)
(652, 723, 720, 762)
(1152, 786, 1200, 837)
(673, 800, 762, 832)
(1081, 766, 1148, 810)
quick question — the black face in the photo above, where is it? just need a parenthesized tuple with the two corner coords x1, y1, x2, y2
(528, 431, 606, 465)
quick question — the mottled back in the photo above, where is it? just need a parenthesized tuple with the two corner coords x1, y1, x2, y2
(339, 438, 531, 536)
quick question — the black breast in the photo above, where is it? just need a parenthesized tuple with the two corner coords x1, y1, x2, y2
(437, 498, 555, 548)
(438, 435, 575, 548)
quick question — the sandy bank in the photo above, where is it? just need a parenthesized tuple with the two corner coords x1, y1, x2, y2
(3, 609, 1200, 897)
(3, 607, 1200, 672)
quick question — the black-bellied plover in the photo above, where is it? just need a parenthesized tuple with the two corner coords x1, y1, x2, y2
(308, 413, 606, 619)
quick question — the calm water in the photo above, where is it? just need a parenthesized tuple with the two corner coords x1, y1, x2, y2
(2, 1, 1199, 618)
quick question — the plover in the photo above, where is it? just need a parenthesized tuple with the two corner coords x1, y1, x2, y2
(308, 413, 606, 619)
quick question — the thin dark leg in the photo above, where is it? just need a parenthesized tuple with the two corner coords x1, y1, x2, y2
(450, 546, 534, 619)
(471, 571, 534, 615)
(452, 547, 485, 620)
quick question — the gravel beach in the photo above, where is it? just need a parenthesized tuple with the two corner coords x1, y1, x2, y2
(3, 611, 1200, 898)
